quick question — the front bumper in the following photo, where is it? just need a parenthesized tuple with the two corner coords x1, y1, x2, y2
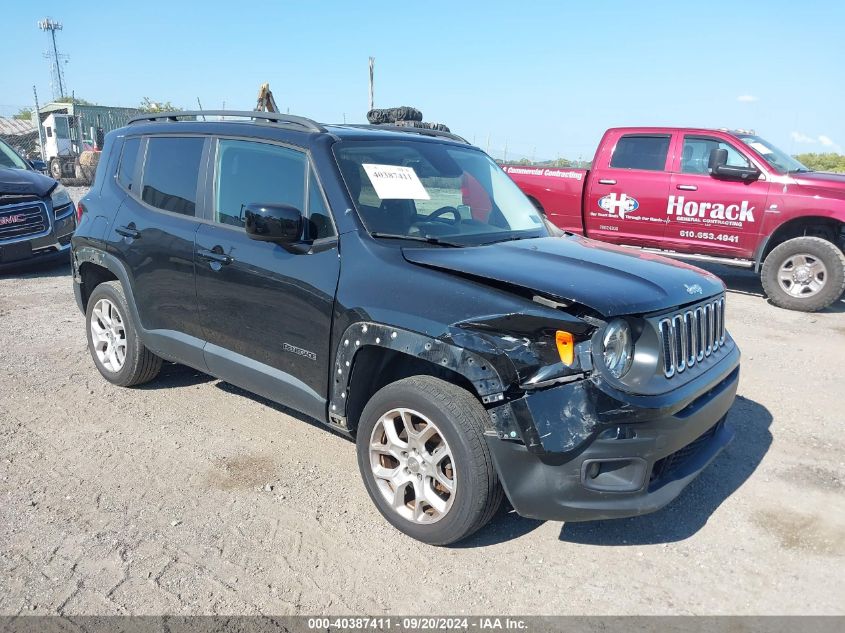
(0, 211, 75, 272)
(486, 346, 740, 522)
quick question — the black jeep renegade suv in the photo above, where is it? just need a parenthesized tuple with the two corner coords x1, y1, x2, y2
(71, 111, 740, 544)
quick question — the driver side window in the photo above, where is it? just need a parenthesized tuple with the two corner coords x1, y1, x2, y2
(681, 137, 750, 174)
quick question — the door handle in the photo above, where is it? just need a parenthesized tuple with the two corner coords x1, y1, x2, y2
(676, 184, 698, 191)
(598, 179, 617, 185)
(197, 247, 233, 265)
(115, 225, 140, 239)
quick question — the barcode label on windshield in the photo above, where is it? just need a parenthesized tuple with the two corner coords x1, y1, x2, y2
(362, 164, 431, 200)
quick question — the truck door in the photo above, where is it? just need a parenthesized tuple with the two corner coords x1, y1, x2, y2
(585, 132, 672, 247)
(664, 135, 769, 258)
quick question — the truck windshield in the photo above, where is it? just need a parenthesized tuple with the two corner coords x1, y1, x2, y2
(0, 139, 30, 170)
(334, 140, 548, 246)
(736, 134, 810, 174)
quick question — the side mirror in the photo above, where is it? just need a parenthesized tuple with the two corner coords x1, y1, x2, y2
(244, 203, 303, 243)
(708, 148, 761, 181)
(29, 159, 47, 173)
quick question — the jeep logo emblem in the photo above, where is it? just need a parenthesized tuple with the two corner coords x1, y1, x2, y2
(685, 283, 704, 295)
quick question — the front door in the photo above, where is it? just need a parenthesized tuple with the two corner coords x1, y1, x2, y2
(194, 138, 340, 422)
(664, 135, 769, 258)
(585, 132, 673, 246)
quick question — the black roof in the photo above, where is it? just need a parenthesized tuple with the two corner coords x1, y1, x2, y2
(126, 111, 469, 146)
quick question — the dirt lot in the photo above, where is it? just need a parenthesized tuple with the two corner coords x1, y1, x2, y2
(1, 189, 843, 615)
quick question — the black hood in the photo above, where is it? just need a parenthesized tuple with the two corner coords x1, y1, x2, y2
(402, 235, 725, 317)
(0, 167, 57, 197)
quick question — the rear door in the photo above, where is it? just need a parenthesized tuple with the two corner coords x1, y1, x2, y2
(107, 134, 207, 368)
(194, 137, 340, 422)
(585, 132, 673, 246)
(664, 134, 769, 258)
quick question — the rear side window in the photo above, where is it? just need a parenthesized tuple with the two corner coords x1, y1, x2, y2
(117, 137, 140, 191)
(610, 135, 671, 171)
(141, 137, 204, 216)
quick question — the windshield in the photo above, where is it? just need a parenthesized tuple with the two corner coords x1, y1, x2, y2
(737, 134, 809, 175)
(334, 140, 548, 245)
(0, 139, 30, 170)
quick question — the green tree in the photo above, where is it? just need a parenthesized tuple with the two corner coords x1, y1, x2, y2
(54, 96, 95, 105)
(139, 97, 181, 113)
(13, 107, 32, 120)
(794, 153, 845, 173)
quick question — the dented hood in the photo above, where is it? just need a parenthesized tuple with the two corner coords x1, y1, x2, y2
(0, 167, 56, 197)
(402, 235, 724, 317)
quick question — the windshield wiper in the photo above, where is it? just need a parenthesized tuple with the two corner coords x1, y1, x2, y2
(370, 232, 465, 247)
(789, 168, 811, 173)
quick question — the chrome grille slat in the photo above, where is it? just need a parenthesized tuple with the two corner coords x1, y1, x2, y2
(659, 297, 727, 378)
(0, 202, 49, 241)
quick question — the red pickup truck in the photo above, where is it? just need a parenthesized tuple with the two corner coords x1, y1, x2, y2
(504, 127, 845, 311)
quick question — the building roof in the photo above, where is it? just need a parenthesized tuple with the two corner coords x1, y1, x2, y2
(0, 117, 36, 136)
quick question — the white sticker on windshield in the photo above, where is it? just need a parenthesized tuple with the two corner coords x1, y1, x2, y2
(748, 141, 772, 155)
(362, 164, 430, 200)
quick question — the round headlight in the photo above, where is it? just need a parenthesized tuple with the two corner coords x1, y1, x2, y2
(602, 319, 633, 378)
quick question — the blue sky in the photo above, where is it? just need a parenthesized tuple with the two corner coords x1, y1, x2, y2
(2, 1, 843, 161)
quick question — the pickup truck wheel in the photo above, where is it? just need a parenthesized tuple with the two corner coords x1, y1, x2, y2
(85, 281, 162, 386)
(761, 237, 845, 312)
(356, 376, 502, 545)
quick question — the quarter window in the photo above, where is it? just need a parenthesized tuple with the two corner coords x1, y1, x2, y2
(610, 135, 671, 171)
(140, 137, 204, 216)
(680, 136, 751, 174)
(117, 137, 140, 191)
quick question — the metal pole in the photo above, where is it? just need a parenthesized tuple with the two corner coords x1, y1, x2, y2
(368, 57, 375, 112)
(51, 28, 65, 98)
(32, 85, 46, 163)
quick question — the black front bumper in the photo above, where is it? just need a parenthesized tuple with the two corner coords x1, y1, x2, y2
(486, 347, 740, 522)
(0, 212, 75, 272)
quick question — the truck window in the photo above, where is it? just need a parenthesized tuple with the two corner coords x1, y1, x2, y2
(680, 136, 750, 175)
(610, 135, 671, 171)
(117, 137, 141, 192)
(214, 139, 306, 228)
(140, 136, 204, 216)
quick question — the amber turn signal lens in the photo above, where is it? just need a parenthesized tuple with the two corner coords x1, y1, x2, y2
(555, 330, 575, 365)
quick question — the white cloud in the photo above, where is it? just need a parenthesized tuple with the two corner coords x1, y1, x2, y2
(790, 132, 841, 152)
(737, 95, 758, 103)
(791, 131, 816, 144)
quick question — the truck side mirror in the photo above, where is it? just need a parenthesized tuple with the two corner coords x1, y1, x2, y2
(244, 203, 303, 244)
(708, 148, 761, 182)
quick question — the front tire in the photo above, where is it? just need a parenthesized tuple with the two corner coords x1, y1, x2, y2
(85, 281, 162, 386)
(356, 376, 502, 545)
(761, 236, 845, 312)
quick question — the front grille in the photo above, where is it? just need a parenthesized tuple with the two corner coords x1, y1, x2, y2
(650, 419, 723, 486)
(658, 296, 726, 378)
(0, 202, 49, 241)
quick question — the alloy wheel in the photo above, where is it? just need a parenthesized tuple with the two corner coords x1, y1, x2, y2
(777, 254, 828, 298)
(90, 298, 127, 372)
(368, 407, 456, 524)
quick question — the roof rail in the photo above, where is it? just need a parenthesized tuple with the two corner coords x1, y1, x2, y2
(342, 124, 469, 144)
(127, 110, 326, 133)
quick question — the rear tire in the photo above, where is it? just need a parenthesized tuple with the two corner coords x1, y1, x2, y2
(356, 376, 502, 545)
(85, 281, 162, 386)
(761, 236, 845, 312)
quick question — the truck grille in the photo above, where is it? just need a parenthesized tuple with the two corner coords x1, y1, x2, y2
(0, 202, 49, 241)
(658, 297, 726, 378)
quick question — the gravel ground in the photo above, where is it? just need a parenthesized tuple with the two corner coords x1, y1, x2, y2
(0, 188, 843, 615)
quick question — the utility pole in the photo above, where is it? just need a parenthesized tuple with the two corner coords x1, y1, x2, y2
(38, 18, 67, 100)
(32, 86, 45, 162)
(368, 57, 375, 112)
